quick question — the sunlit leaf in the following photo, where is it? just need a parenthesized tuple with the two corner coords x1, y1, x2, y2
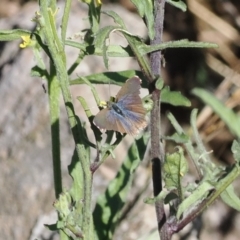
(130, 0, 155, 39)
(177, 181, 215, 219)
(232, 140, 240, 163)
(93, 134, 150, 239)
(166, 0, 187, 12)
(162, 86, 191, 107)
(221, 184, 240, 211)
(163, 147, 188, 200)
(70, 70, 146, 87)
(102, 10, 127, 29)
(0, 29, 31, 41)
(138, 39, 218, 55)
(155, 77, 164, 90)
(164, 133, 189, 143)
(192, 88, 240, 138)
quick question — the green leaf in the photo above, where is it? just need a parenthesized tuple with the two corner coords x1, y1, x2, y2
(87, 0, 101, 34)
(66, 40, 134, 57)
(166, 0, 187, 12)
(130, 0, 144, 17)
(192, 88, 240, 138)
(221, 184, 240, 211)
(93, 134, 149, 239)
(177, 181, 215, 219)
(94, 25, 122, 68)
(93, 10, 128, 68)
(131, 0, 155, 39)
(119, 31, 153, 81)
(198, 163, 240, 221)
(68, 150, 84, 203)
(31, 65, 49, 79)
(102, 11, 127, 29)
(144, 189, 178, 205)
(155, 77, 164, 90)
(138, 39, 218, 55)
(54, 191, 72, 218)
(231, 140, 240, 163)
(163, 147, 188, 199)
(70, 70, 147, 87)
(161, 86, 191, 107)
(167, 112, 201, 166)
(0, 29, 31, 41)
(164, 133, 189, 143)
(53, 189, 84, 239)
(167, 111, 218, 180)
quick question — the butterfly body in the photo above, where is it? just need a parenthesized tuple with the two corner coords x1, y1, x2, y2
(93, 76, 147, 136)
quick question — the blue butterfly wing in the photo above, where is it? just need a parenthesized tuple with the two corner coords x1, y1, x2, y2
(93, 76, 147, 136)
(116, 94, 147, 135)
(116, 76, 142, 100)
(93, 108, 127, 134)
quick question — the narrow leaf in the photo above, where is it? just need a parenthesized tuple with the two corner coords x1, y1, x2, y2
(94, 25, 122, 68)
(161, 86, 191, 107)
(70, 70, 146, 87)
(102, 10, 127, 29)
(155, 77, 164, 90)
(166, 0, 187, 12)
(68, 150, 84, 202)
(65, 40, 134, 57)
(232, 140, 240, 163)
(177, 181, 215, 219)
(192, 88, 240, 138)
(131, 0, 155, 39)
(163, 147, 188, 199)
(0, 29, 31, 41)
(221, 184, 240, 211)
(138, 39, 218, 55)
(130, 0, 145, 17)
(93, 134, 149, 239)
(164, 133, 189, 143)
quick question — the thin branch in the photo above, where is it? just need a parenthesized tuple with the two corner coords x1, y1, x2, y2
(149, 0, 168, 239)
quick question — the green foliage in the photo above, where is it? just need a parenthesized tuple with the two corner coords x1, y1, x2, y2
(138, 39, 218, 55)
(192, 88, 240, 137)
(221, 184, 240, 212)
(161, 86, 191, 106)
(93, 134, 150, 239)
(165, 111, 240, 222)
(166, 0, 187, 12)
(1, 0, 240, 240)
(164, 147, 188, 189)
(130, 0, 155, 39)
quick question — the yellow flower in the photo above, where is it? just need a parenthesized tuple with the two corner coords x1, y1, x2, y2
(95, 0, 102, 6)
(19, 35, 32, 48)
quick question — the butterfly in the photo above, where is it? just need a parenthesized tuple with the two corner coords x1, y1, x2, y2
(93, 76, 147, 136)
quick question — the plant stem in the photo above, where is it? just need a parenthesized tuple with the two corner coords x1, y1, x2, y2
(48, 73, 62, 198)
(39, 1, 93, 239)
(149, 0, 168, 239)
